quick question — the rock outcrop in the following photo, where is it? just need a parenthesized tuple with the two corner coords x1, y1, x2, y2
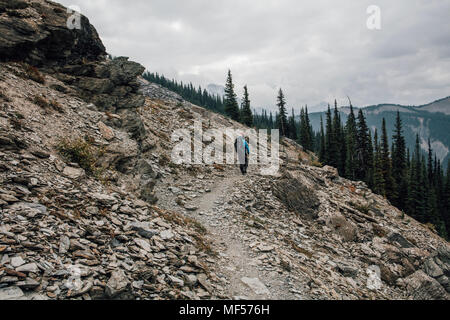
(0, 0, 105, 66)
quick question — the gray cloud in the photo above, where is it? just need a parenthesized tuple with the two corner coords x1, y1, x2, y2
(58, 0, 450, 112)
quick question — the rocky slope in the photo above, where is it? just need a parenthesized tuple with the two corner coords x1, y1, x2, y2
(0, 0, 449, 300)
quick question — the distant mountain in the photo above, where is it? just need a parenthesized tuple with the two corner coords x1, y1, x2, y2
(309, 97, 450, 167)
(206, 84, 225, 97)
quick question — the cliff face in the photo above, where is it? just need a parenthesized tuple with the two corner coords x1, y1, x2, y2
(0, 0, 105, 65)
(0, 0, 449, 301)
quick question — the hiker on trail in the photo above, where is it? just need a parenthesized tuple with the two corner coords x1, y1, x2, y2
(234, 134, 250, 175)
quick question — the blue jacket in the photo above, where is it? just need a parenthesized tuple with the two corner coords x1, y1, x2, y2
(238, 137, 250, 154)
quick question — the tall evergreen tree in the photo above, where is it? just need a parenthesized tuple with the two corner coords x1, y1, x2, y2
(224, 70, 240, 121)
(366, 130, 374, 188)
(408, 135, 426, 221)
(240, 85, 253, 127)
(319, 116, 326, 163)
(427, 139, 434, 185)
(333, 101, 346, 175)
(345, 103, 357, 180)
(356, 109, 372, 182)
(373, 129, 385, 195)
(299, 107, 313, 150)
(287, 108, 298, 140)
(305, 106, 314, 150)
(331, 100, 343, 172)
(276, 89, 288, 137)
(445, 162, 450, 236)
(391, 111, 407, 209)
(325, 104, 333, 164)
(381, 118, 395, 200)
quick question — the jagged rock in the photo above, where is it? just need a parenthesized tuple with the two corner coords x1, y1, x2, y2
(241, 277, 270, 295)
(336, 263, 358, 279)
(59, 235, 71, 254)
(17, 278, 40, 289)
(0, 286, 24, 300)
(140, 180, 158, 204)
(327, 215, 357, 242)
(63, 166, 85, 179)
(423, 258, 444, 278)
(0, 0, 106, 65)
(92, 193, 117, 206)
(16, 263, 38, 273)
(404, 270, 449, 300)
(10, 256, 25, 268)
(168, 275, 184, 287)
(0, 193, 19, 203)
(105, 270, 129, 298)
(272, 172, 320, 219)
(97, 121, 115, 141)
(436, 275, 450, 292)
(134, 238, 151, 252)
(160, 230, 174, 240)
(387, 232, 414, 248)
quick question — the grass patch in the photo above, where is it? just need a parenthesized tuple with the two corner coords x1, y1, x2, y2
(310, 159, 323, 168)
(349, 201, 370, 215)
(57, 136, 105, 177)
(154, 206, 216, 256)
(21, 63, 45, 84)
(33, 95, 64, 113)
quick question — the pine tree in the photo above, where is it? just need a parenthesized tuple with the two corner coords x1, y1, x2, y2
(299, 108, 308, 150)
(366, 130, 374, 188)
(287, 108, 298, 140)
(224, 70, 240, 121)
(330, 100, 342, 172)
(408, 135, 426, 221)
(356, 109, 372, 182)
(319, 116, 326, 163)
(276, 89, 288, 137)
(325, 104, 335, 165)
(373, 129, 385, 195)
(240, 85, 253, 127)
(333, 100, 346, 175)
(305, 106, 314, 150)
(391, 111, 407, 209)
(381, 118, 395, 200)
(444, 161, 450, 236)
(427, 139, 434, 185)
(345, 103, 357, 180)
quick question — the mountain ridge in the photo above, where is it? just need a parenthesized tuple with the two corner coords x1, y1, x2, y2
(309, 96, 450, 167)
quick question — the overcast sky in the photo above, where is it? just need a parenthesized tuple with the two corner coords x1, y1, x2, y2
(58, 0, 450, 112)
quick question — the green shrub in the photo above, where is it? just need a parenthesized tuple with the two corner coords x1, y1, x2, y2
(57, 137, 102, 176)
(311, 160, 323, 168)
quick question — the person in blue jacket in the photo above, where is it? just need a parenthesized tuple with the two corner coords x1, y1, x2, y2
(234, 134, 250, 175)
